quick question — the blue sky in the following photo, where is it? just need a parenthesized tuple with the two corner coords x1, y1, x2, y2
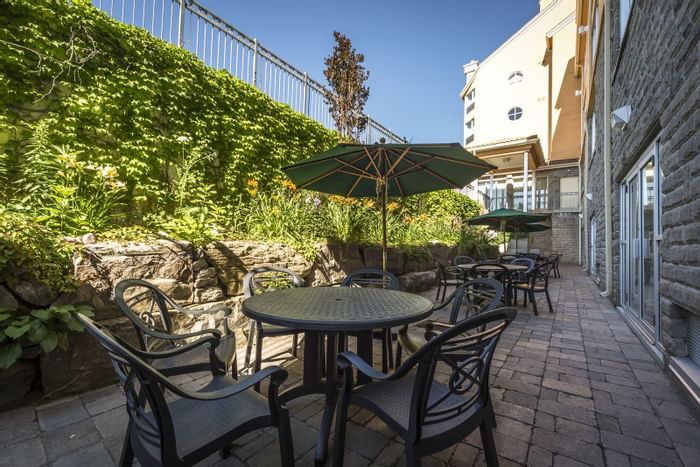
(198, 0, 540, 143)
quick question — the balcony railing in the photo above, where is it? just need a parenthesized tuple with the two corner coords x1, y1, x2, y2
(91, 0, 405, 144)
(485, 192, 580, 212)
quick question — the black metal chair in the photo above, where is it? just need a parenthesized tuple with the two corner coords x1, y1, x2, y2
(514, 262, 555, 315)
(548, 254, 562, 278)
(396, 278, 504, 367)
(243, 266, 304, 376)
(452, 255, 475, 266)
(434, 259, 463, 303)
(114, 279, 237, 376)
(75, 314, 294, 467)
(470, 263, 512, 306)
(341, 268, 400, 372)
(333, 308, 517, 467)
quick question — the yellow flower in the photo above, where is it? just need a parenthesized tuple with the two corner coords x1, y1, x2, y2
(246, 179, 259, 197)
(386, 201, 399, 212)
(362, 198, 376, 209)
(282, 179, 297, 192)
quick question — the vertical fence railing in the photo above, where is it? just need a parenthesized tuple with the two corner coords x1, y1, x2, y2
(92, 0, 405, 143)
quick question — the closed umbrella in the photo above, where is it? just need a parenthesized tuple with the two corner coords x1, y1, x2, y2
(283, 140, 495, 270)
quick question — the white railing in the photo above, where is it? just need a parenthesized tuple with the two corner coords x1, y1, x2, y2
(92, 0, 405, 144)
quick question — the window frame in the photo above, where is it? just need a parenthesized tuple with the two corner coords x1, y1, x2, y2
(507, 106, 523, 121)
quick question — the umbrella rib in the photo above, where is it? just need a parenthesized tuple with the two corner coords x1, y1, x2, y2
(386, 147, 412, 177)
(393, 176, 406, 197)
(345, 157, 378, 197)
(363, 147, 382, 178)
(296, 153, 372, 189)
(420, 166, 463, 188)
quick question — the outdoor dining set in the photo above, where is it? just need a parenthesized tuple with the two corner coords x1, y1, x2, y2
(74, 249, 564, 467)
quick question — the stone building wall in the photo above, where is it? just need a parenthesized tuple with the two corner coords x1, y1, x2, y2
(583, 1, 700, 358)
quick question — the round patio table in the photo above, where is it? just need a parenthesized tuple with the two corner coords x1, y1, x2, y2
(242, 287, 433, 466)
(455, 263, 529, 273)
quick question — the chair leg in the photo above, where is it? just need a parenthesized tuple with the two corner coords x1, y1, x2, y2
(118, 422, 134, 467)
(291, 332, 298, 358)
(219, 445, 231, 459)
(395, 340, 403, 368)
(380, 331, 389, 373)
(480, 421, 500, 467)
(406, 448, 421, 467)
(254, 330, 264, 391)
(244, 320, 256, 370)
(435, 281, 442, 302)
(277, 407, 295, 467)
(332, 398, 349, 467)
(530, 290, 538, 316)
(523, 288, 528, 306)
(385, 328, 394, 370)
(545, 290, 554, 314)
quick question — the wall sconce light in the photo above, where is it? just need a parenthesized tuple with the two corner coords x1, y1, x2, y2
(611, 105, 632, 130)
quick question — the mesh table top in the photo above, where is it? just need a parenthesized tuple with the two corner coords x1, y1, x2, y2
(242, 287, 434, 331)
(455, 263, 528, 272)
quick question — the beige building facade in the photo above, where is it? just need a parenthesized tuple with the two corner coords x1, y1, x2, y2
(460, 0, 582, 262)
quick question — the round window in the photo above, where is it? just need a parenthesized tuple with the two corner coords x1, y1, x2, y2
(508, 71, 524, 84)
(508, 107, 523, 121)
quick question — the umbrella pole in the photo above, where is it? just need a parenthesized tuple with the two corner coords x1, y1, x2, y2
(381, 180, 388, 271)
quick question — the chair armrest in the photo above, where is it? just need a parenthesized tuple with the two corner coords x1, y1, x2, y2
(147, 327, 223, 342)
(164, 366, 288, 401)
(139, 335, 221, 360)
(424, 320, 453, 332)
(337, 352, 392, 381)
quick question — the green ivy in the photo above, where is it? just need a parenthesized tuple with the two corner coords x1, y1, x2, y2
(0, 0, 337, 221)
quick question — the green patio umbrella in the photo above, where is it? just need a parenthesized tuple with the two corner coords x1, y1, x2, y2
(468, 208, 548, 253)
(282, 141, 495, 270)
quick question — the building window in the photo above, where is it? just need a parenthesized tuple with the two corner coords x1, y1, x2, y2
(508, 107, 523, 121)
(534, 176, 548, 209)
(508, 71, 523, 84)
(464, 119, 475, 145)
(620, 0, 634, 40)
(591, 3, 600, 60)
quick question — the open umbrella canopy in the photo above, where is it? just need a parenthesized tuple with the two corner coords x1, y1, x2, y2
(468, 208, 547, 230)
(517, 222, 552, 233)
(282, 142, 495, 197)
(283, 142, 495, 270)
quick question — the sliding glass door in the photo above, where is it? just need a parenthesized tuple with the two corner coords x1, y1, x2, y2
(620, 142, 661, 341)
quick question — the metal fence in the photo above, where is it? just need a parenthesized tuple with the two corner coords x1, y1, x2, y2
(91, 0, 405, 143)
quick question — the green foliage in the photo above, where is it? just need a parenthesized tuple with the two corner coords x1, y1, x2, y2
(0, 0, 337, 225)
(0, 304, 94, 369)
(0, 209, 77, 292)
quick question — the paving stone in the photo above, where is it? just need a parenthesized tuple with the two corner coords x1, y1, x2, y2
(542, 378, 592, 398)
(537, 399, 597, 426)
(0, 436, 46, 467)
(494, 415, 531, 442)
(600, 431, 683, 466)
(649, 398, 699, 424)
(493, 432, 529, 464)
(604, 449, 631, 467)
(553, 455, 591, 467)
(658, 417, 700, 448)
(37, 398, 89, 432)
(343, 421, 390, 460)
(531, 427, 603, 466)
(41, 419, 101, 462)
(502, 389, 538, 409)
(674, 444, 700, 467)
(528, 445, 553, 467)
(493, 399, 535, 424)
(50, 442, 114, 467)
(80, 385, 124, 416)
(0, 406, 38, 446)
(449, 442, 479, 466)
(555, 418, 599, 444)
(373, 440, 404, 466)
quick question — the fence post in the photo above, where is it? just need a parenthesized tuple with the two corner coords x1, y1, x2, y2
(366, 115, 372, 144)
(178, 0, 186, 47)
(252, 38, 258, 87)
(302, 72, 309, 115)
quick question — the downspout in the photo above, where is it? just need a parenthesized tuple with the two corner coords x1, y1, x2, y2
(601, 0, 613, 296)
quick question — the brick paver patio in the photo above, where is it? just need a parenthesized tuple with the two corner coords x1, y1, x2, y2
(1, 265, 699, 466)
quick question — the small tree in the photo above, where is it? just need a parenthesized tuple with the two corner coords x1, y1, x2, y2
(323, 31, 370, 142)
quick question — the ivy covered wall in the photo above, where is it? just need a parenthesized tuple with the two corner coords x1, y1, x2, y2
(0, 0, 337, 218)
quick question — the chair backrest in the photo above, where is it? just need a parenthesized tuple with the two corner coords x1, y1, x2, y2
(510, 257, 535, 271)
(470, 263, 508, 280)
(448, 278, 504, 324)
(114, 279, 185, 351)
(243, 266, 305, 299)
(76, 313, 182, 466)
(341, 268, 400, 290)
(529, 262, 554, 288)
(451, 256, 475, 266)
(399, 308, 517, 442)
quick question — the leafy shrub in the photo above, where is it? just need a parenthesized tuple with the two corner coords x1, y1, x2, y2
(0, 209, 77, 292)
(0, 304, 94, 369)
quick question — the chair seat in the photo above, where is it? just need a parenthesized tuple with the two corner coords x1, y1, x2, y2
(169, 375, 271, 460)
(152, 334, 236, 373)
(351, 371, 483, 440)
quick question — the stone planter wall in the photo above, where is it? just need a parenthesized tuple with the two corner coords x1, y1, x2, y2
(0, 239, 461, 409)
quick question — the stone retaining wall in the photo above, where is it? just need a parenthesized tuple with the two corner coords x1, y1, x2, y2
(0, 240, 460, 409)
